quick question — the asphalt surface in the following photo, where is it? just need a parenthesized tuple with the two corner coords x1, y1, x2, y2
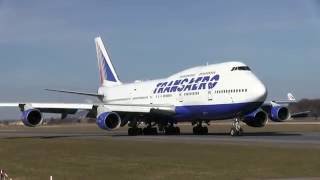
(0, 122, 320, 148)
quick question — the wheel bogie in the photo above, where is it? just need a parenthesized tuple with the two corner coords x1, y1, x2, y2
(230, 127, 243, 136)
(164, 127, 180, 135)
(128, 128, 143, 136)
(143, 127, 158, 135)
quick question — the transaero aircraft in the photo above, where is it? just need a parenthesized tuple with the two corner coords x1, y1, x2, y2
(0, 37, 297, 136)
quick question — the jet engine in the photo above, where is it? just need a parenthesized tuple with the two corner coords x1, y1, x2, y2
(22, 109, 43, 127)
(269, 106, 290, 122)
(96, 112, 121, 131)
(243, 109, 268, 128)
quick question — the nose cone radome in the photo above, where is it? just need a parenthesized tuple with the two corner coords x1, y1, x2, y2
(255, 81, 267, 102)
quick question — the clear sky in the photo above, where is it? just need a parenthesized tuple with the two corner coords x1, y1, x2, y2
(0, 0, 319, 119)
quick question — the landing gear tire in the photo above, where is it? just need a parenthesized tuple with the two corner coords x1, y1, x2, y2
(128, 128, 143, 136)
(165, 127, 180, 135)
(193, 126, 208, 135)
(143, 127, 158, 135)
(230, 127, 243, 136)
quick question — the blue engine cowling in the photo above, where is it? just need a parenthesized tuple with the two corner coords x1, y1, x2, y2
(96, 112, 121, 131)
(243, 109, 268, 128)
(270, 106, 290, 122)
(21, 109, 43, 127)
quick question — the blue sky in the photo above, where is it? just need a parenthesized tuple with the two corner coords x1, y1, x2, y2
(0, 0, 319, 119)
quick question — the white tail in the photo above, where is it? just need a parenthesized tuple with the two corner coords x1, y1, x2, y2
(95, 37, 122, 87)
(287, 93, 296, 102)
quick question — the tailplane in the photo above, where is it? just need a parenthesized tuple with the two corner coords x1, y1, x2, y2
(95, 37, 122, 87)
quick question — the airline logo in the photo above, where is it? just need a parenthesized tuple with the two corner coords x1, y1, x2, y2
(97, 48, 117, 84)
(153, 74, 220, 94)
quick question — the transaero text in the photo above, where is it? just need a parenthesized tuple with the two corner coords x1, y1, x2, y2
(153, 74, 220, 94)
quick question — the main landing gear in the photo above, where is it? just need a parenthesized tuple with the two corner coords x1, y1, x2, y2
(158, 122, 180, 135)
(128, 127, 143, 136)
(230, 118, 243, 136)
(192, 121, 208, 135)
(143, 127, 158, 135)
(128, 127, 158, 136)
(164, 126, 180, 135)
(128, 120, 158, 136)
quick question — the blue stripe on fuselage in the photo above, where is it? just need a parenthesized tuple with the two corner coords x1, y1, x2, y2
(174, 102, 264, 121)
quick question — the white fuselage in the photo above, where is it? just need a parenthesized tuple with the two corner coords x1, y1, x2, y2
(98, 62, 267, 121)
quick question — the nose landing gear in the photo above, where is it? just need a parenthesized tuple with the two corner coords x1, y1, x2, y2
(230, 118, 243, 136)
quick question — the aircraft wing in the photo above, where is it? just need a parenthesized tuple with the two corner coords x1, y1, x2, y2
(290, 111, 312, 118)
(0, 103, 175, 116)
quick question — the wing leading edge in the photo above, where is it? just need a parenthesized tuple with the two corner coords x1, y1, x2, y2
(0, 103, 175, 116)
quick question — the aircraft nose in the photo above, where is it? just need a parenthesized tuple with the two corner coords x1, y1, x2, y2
(255, 81, 267, 102)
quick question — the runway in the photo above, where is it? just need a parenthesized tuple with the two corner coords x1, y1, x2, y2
(1, 123, 320, 148)
(116, 132, 320, 148)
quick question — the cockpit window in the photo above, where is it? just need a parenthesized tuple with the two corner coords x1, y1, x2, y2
(231, 66, 251, 71)
(238, 66, 251, 70)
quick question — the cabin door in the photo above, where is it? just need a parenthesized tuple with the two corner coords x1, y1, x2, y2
(149, 91, 154, 104)
(177, 92, 184, 103)
(208, 90, 213, 101)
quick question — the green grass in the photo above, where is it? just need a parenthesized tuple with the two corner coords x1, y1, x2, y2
(0, 132, 319, 180)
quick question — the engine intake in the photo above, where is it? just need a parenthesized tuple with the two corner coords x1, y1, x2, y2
(22, 109, 43, 127)
(96, 112, 121, 131)
(243, 109, 268, 128)
(270, 106, 290, 122)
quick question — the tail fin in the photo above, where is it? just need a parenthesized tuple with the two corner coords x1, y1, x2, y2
(287, 93, 296, 102)
(95, 37, 122, 87)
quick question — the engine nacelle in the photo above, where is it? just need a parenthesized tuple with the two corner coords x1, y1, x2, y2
(243, 109, 268, 128)
(269, 106, 290, 122)
(96, 112, 121, 131)
(21, 109, 43, 127)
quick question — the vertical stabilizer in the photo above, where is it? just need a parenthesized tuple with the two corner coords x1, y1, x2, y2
(287, 93, 296, 102)
(95, 37, 122, 87)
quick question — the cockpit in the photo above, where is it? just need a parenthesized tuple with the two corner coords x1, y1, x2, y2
(231, 66, 251, 71)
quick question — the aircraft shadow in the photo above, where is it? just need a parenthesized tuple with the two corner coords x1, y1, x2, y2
(2, 134, 108, 140)
(1, 131, 302, 140)
(112, 132, 302, 137)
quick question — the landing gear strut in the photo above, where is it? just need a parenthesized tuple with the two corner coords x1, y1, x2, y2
(142, 120, 158, 135)
(230, 118, 243, 136)
(192, 121, 208, 135)
(128, 120, 143, 136)
(128, 120, 158, 136)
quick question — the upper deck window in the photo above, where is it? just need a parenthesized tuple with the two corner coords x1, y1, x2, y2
(231, 66, 251, 71)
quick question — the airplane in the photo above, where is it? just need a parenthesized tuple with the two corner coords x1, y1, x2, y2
(0, 37, 297, 136)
